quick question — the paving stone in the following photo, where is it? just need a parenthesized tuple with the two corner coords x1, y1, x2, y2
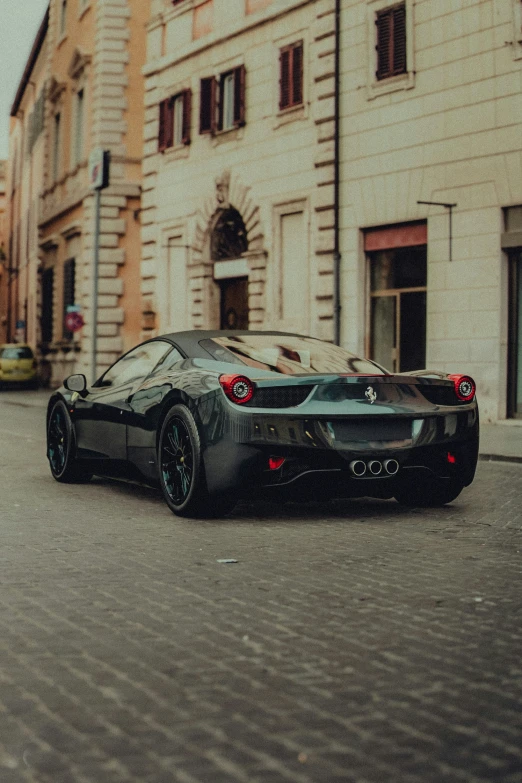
(0, 396, 521, 782)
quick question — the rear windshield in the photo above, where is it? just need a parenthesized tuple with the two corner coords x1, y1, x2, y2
(1, 346, 34, 360)
(200, 336, 386, 376)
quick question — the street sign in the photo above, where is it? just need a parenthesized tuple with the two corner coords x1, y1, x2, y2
(88, 148, 110, 190)
(64, 311, 84, 333)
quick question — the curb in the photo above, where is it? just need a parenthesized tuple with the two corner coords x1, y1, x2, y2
(479, 453, 522, 465)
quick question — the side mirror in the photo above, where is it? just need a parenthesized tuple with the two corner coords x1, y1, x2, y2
(64, 374, 87, 394)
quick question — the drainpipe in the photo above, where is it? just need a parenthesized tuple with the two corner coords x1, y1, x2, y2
(333, 0, 341, 345)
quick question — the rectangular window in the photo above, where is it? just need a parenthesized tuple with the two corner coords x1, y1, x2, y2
(376, 3, 407, 80)
(63, 258, 76, 340)
(73, 89, 84, 166)
(199, 66, 245, 135)
(60, 0, 67, 35)
(508, 251, 522, 417)
(41, 268, 54, 344)
(279, 41, 303, 110)
(53, 113, 61, 182)
(158, 89, 191, 151)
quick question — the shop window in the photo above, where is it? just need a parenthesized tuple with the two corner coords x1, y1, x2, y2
(279, 41, 303, 110)
(158, 90, 191, 151)
(200, 66, 245, 134)
(366, 223, 427, 373)
(375, 3, 406, 80)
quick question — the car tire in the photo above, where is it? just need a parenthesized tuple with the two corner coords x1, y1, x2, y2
(158, 404, 237, 518)
(47, 400, 93, 483)
(394, 477, 464, 507)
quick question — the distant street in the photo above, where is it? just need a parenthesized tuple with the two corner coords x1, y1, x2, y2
(0, 391, 521, 783)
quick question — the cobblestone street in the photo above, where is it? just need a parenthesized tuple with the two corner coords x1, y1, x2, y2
(0, 393, 521, 783)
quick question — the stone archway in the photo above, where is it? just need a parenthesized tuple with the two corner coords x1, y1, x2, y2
(190, 170, 267, 330)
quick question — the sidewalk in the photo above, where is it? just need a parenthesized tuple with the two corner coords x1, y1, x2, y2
(1, 389, 521, 462)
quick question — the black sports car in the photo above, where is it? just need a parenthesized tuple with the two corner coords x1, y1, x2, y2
(46, 330, 479, 517)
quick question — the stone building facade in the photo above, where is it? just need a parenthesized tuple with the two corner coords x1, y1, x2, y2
(338, 0, 522, 422)
(141, 0, 337, 342)
(7, 0, 150, 386)
(0, 161, 6, 343)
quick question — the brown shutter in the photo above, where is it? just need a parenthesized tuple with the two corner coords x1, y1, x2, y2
(158, 98, 168, 151)
(392, 4, 407, 75)
(200, 76, 216, 134)
(279, 47, 291, 109)
(233, 64, 246, 127)
(375, 9, 391, 80)
(292, 42, 303, 105)
(182, 88, 192, 144)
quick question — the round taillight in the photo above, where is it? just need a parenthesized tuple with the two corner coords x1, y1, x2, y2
(449, 374, 476, 402)
(219, 374, 255, 404)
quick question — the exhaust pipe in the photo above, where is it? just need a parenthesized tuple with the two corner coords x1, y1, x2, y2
(368, 460, 382, 476)
(383, 459, 399, 476)
(349, 460, 367, 477)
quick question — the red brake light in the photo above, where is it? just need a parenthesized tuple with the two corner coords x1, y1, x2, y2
(268, 456, 285, 471)
(447, 452, 456, 464)
(448, 374, 476, 402)
(219, 374, 255, 404)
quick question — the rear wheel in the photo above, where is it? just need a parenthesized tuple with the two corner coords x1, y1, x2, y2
(394, 476, 464, 507)
(47, 400, 92, 483)
(158, 405, 237, 518)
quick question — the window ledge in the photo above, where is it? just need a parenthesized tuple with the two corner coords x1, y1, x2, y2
(274, 103, 306, 128)
(367, 70, 415, 100)
(162, 143, 190, 161)
(209, 126, 245, 146)
(78, 2, 91, 20)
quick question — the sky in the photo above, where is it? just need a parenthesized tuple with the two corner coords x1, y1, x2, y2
(0, 0, 49, 161)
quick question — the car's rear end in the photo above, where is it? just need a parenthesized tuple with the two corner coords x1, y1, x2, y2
(211, 370, 478, 504)
(0, 345, 38, 389)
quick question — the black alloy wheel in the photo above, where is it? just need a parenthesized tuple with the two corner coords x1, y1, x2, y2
(47, 400, 92, 483)
(158, 404, 237, 518)
(160, 415, 194, 506)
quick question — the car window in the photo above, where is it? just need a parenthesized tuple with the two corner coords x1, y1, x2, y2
(96, 341, 172, 388)
(199, 336, 386, 375)
(149, 346, 184, 376)
(1, 346, 34, 360)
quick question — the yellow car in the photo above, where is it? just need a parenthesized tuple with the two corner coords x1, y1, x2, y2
(0, 344, 38, 389)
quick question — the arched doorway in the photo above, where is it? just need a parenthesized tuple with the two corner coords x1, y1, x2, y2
(211, 207, 249, 330)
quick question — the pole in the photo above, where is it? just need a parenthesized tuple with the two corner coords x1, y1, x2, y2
(92, 187, 101, 383)
(333, 0, 341, 345)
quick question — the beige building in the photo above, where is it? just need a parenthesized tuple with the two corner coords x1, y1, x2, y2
(141, 0, 337, 340)
(142, 0, 522, 425)
(338, 0, 522, 422)
(7, 8, 49, 351)
(6, 0, 151, 386)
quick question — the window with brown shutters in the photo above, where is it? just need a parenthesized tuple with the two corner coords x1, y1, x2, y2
(376, 4, 407, 80)
(200, 66, 246, 135)
(159, 90, 191, 151)
(279, 41, 304, 110)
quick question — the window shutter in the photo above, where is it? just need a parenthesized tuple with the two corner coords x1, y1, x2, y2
(158, 98, 169, 151)
(292, 42, 303, 105)
(392, 4, 407, 75)
(279, 47, 291, 110)
(376, 9, 391, 80)
(233, 65, 246, 127)
(200, 77, 216, 134)
(181, 89, 192, 145)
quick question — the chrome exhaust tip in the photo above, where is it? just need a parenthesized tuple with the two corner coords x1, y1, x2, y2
(368, 460, 383, 476)
(384, 458, 399, 476)
(349, 460, 367, 477)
